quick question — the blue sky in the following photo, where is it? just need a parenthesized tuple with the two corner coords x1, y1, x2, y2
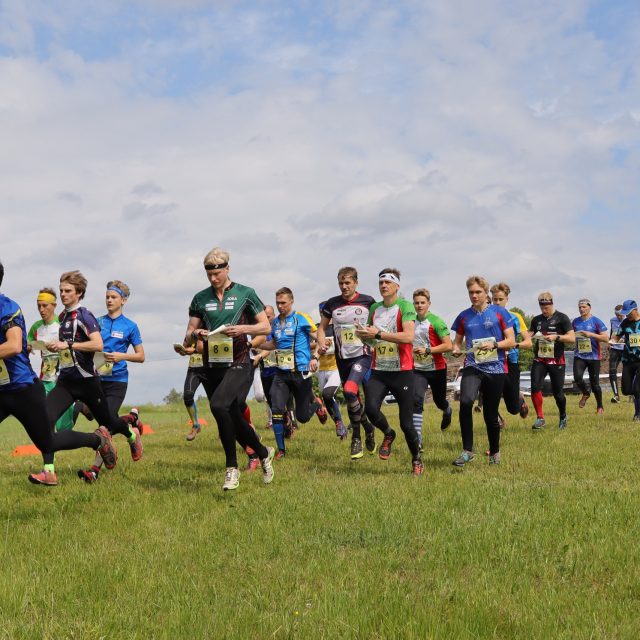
(1, 0, 638, 402)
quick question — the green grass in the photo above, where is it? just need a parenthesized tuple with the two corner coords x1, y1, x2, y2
(1, 395, 639, 639)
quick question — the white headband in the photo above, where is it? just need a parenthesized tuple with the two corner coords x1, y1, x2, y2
(379, 273, 400, 286)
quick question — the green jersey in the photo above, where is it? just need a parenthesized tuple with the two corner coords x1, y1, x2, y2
(28, 316, 61, 382)
(189, 282, 265, 367)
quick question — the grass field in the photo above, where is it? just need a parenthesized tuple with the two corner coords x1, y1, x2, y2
(0, 394, 639, 639)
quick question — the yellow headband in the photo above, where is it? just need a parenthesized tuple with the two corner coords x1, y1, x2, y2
(37, 293, 57, 304)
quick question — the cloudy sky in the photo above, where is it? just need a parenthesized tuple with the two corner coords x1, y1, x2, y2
(1, 0, 638, 403)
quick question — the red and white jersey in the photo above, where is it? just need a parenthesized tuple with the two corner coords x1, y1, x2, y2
(321, 293, 375, 360)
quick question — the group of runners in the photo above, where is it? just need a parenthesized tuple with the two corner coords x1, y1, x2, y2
(1, 249, 639, 491)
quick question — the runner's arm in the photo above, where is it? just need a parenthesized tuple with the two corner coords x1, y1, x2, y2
(0, 326, 22, 358)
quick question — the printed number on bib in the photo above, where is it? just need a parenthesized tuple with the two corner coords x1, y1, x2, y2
(189, 353, 204, 368)
(58, 348, 74, 370)
(577, 337, 592, 354)
(538, 340, 555, 358)
(414, 351, 434, 370)
(472, 338, 498, 363)
(0, 359, 9, 386)
(375, 341, 400, 370)
(208, 333, 233, 364)
(629, 334, 640, 348)
(276, 349, 295, 370)
(41, 356, 58, 378)
(340, 325, 362, 347)
(98, 361, 114, 377)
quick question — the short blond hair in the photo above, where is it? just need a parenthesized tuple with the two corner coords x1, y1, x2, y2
(466, 275, 489, 293)
(538, 291, 553, 302)
(60, 271, 88, 299)
(106, 280, 131, 299)
(490, 282, 511, 297)
(413, 288, 431, 301)
(203, 247, 230, 267)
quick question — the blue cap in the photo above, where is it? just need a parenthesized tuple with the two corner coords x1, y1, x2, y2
(620, 299, 637, 316)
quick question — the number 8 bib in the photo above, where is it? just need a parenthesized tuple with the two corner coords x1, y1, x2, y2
(208, 334, 234, 364)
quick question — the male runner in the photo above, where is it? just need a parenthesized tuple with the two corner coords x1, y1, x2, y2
(609, 305, 625, 403)
(525, 292, 575, 430)
(612, 300, 640, 421)
(317, 267, 376, 460)
(572, 298, 607, 414)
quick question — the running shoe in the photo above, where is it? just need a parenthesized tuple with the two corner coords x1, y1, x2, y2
(578, 394, 590, 409)
(611, 395, 620, 404)
(246, 456, 260, 472)
(532, 418, 546, 430)
(77, 468, 98, 483)
(186, 425, 201, 441)
(275, 449, 286, 459)
(129, 427, 143, 462)
(261, 447, 276, 484)
(474, 405, 482, 413)
(364, 429, 376, 454)
(488, 452, 501, 465)
(412, 458, 425, 476)
(28, 470, 58, 486)
(596, 407, 604, 415)
(378, 430, 396, 460)
(283, 412, 293, 439)
(558, 416, 568, 430)
(315, 398, 328, 425)
(440, 406, 452, 430)
(222, 467, 240, 491)
(335, 419, 348, 440)
(95, 426, 117, 469)
(350, 437, 364, 460)
(633, 414, 640, 422)
(498, 414, 506, 429)
(519, 401, 529, 419)
(265, 421, 273, 430)
(129, 407, 141, 431)
(452, 450, 475, 467)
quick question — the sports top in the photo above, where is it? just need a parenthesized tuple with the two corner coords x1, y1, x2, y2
(189, 282, 265, 368)
(0, 294, 38, 392)
(451, 304, 513, 374)
(616, 317, 640, 363)
(321, 293, 375, 360)
(28, 316, 61, 382)
(98, 314, 143, 382)
(610, 316, 624, 351)
(57, 306, 101, 380)
(318, 324, 338, 372)
(271, 310, 316, 372)
(529, 311, 572, 365)
(572, 315, 607, 361)
(508, 310, 528, 365)
(413, 312, 449, 372)
(368, 298, 416, 372)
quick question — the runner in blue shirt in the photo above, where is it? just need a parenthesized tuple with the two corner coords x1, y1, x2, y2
(609, 304, 625, 403)
(612, 299, 640, 421)
(259, 287, 327, 457)
(78, 279, 145, 483)
(572, 298, 608, 414)
(451, 276, 515, 466)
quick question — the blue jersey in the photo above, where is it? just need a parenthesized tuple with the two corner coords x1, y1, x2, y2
(451, 304, 514, 374)
(98, 314, 143, 383)
(271, 311, 316, 372)
(616, 317, 640, 364)
(507, 313, 522, 364)
(0, 294, 38, 392)
(610, 316, 624, 351)
(572, 315, 607, 361)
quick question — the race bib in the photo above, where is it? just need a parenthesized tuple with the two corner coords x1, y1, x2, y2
(0, 359, 10, 386)
(58, 348, 75, 370)
(340, 325, 363, 347)
(41, 355, 59, 379)
(629, 334, 640, 348)
(189, 353, 204, 368)
(97, 361, 114, 376)
(276, 349, 295, 370)
(414, 351, 434, 370)
(538, 340, 555, 358)
(577, 337, 592, 354)
(472, 338, 498, 363)
(263, 351, 278, 368)
(375, 341, 400, 370)
(208, 333, 233, 365)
